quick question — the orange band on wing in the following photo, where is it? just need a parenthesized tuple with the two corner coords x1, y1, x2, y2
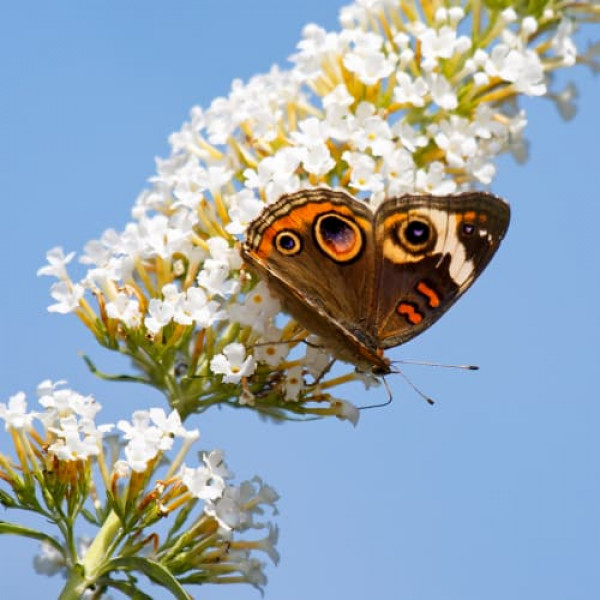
(255, 201, 371, 259)
(397, 302, 424, 325)
(416, 281, 441, 308)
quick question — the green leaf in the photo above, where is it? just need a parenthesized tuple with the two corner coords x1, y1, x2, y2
(105, 579, 154, 600)
(0, 489, 18, 508)
(80, 508, 101, 526)
(0, 522, 64, 554)
(80, 354, 152, 385)
(97, 557, 192, 600)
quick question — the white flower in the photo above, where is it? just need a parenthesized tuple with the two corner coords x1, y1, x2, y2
(284, 365, 305, 401)
(47, 281, 84, 314)
(48, 415, 101, 461)
(149, 408, 198, 440)
(298, 143, 335, 176)
(171, 160, 208, 210)
(466, 155, 496, 184)
(137, 214, 190, 259)
(175, 286, 225, 328)
(0, 392, 35, 430)
(33, 541, 65, 576)
(322, 84, 354, 111)
(342, 151, 384, 193)
(203, 449, 233, 480)
(255, 524, 280, 564)
(244, 148, 302, 200)
(210, 343, 256, 384)
(106, 292, 142, 328)
(205, 477, 277, 532)
(123, 435, 161, 473)
(245, 281, 281, 319)
(205, 490, 249, 531)
(225, 189, 265, 235)
(433, 116, 478, 168)
(485, 45, 546, 96)
(552, 18, 577, 67)
(252, 476, 280, 508)
(350, 115, 393, 156)
(37, 382, 103, 426)
(418, 25, 471, 70)
(180, 464, 226, 500)
(448, 6, 465, 24)
(426, 73, 458, 109)
(255, 331, 290, 367)
(291, 116, 331, 147)
(381, 147, 416, 195)
(144, 298, 175, 335)
(342, 30, 396, 85)
(392, 121, 428, 153)
(415, 161, 457, 194)
(207, 237, 242, 270)
(117, 409, 179, 472)
(393, 72, 428, 107)
(161, 283, 182, 304)
(330, 398, 360, 426)
(205, 165, 234, 194)
(37, 247, 75, 280)
(551, 82, 578, 121)
(197, 261, 240, 297)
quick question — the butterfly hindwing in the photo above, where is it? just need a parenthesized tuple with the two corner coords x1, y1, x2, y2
(372, 192, 510, 349)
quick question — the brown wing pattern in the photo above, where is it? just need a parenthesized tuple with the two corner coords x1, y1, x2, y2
(242, 188, 386, 369)
(372, 192, 510, 349)
(242, 188, 510, 371)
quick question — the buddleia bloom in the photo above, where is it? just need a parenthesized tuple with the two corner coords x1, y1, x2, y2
(0, 382, 279, 596)
(38, 0, 599, 423)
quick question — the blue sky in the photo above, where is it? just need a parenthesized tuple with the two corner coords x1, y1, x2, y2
(1, 2, 600, 598)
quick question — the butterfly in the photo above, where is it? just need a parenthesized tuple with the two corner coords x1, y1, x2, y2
(241, 187, 510, 374)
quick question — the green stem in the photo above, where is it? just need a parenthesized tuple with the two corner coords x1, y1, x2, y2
(58, 511, 123, 600)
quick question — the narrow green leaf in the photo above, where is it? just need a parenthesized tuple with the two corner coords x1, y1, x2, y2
(0, 489, 18, 508)
(0, 522, 64, 554)
(80, 508, 101, 526)
(105, 579, 154, 600)
(97, 557, 191, 600)
(80, 354, 152, 385)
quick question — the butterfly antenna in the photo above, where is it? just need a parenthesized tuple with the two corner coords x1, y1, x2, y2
(358, 376, 394, 410)
(392, 359, 479, 370)
(389, 368, 436, 405)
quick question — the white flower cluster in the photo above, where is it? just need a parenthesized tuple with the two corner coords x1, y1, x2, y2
(37, 1, 596, 412)
(0, 380, 110, 461)
(205, 476, 280, 533)
(0, 382, 280, 590)
(0, 381, 280, 536)
(0, 380, 198, 468)
(116, 407, 199, 473)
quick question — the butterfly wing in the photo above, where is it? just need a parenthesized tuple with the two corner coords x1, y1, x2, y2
(372, 192, 510, 349)
(242, 188, 386, 370)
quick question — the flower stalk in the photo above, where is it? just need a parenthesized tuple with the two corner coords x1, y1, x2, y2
(3, 0, 599, 596)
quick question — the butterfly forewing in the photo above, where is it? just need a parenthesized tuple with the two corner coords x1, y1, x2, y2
(242, 188, 381, 359)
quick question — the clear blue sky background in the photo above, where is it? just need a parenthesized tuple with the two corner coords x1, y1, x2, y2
(1, 2, 599, 599)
